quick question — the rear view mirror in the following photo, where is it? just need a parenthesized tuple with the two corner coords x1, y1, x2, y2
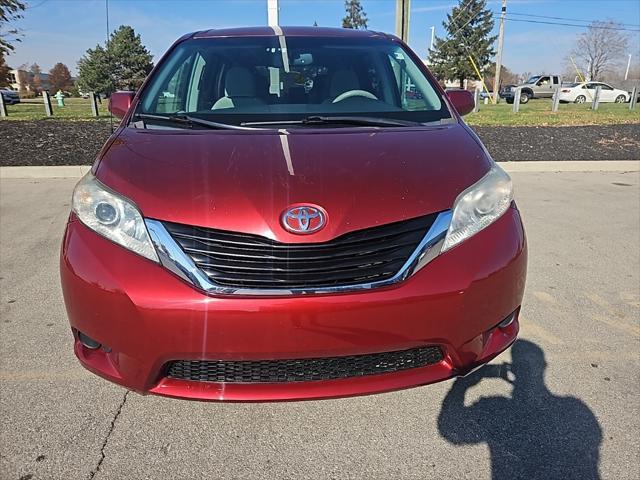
(109, 91, 135, 119)
(293, 53, 313, 66)
(446, 89, 475, 116)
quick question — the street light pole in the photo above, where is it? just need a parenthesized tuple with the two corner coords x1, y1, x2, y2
(492, 0, 506, 104)
(267, 0, 279, 26)
(624, 54, 632, 81)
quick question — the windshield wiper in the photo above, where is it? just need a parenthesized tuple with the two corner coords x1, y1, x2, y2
(241, 116, 422, 128)
(133, 113, 261, 131)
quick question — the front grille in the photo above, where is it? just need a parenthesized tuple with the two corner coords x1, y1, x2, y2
(162, 214, 438, 290)
(166, 346, 444, 383)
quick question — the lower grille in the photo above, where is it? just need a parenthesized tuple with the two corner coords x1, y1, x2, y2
(166, 346, 444, 383)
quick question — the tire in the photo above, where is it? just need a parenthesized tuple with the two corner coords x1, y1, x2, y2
(574, 95, 586, 104)
(520, 92, 530, 104)
(506, 98, 514, 104)
(615, 95, 626, 103)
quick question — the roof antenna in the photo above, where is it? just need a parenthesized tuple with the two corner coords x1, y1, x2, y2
(105, 0, 113, 132)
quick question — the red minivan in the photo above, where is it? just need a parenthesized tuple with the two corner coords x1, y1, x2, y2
(60, 27, 526, 401)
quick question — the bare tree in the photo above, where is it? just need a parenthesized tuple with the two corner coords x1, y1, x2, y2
(571, 21, 629, 81)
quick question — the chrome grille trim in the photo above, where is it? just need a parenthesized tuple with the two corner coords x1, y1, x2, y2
(145, 210, 451, 296)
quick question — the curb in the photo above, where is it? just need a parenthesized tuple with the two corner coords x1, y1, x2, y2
(0, 166, 92, 179)
(0, 161, 638, 179)
(499, 160, 639, 172)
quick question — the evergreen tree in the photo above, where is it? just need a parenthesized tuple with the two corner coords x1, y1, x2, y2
(77, 44, 112, 96)
(77, 25, 153, 96)
(428, 0, 496, 88)
(108, 25, 153, 91)
(342, 0, 367, 29)
(49, 62, 72, 92)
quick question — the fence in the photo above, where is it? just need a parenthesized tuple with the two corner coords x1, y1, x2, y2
(472, 84, 639, 115)
(0, 92, 104, 118)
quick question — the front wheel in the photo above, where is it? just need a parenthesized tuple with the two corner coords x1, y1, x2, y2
(520, 93, 530, 104)
(615, 95, 626, 103)
(574, 95, 586, 104)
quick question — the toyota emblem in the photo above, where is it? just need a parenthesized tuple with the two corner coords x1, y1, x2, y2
(281, 205, 327, 234)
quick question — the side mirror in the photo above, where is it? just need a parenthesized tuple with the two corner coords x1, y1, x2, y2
(446, 89, 475, 116)
(109, 91, 135, 119)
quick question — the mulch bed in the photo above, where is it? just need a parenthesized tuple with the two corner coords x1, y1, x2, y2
(474, 124, 640, 161)
(0, 120, 638, 167)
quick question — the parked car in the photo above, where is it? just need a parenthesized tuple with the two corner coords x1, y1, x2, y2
(0, 88, 20, 105)
(60, 27, 527, 402)
(558, 82, 629, 104)
(503, 75, 562, 104)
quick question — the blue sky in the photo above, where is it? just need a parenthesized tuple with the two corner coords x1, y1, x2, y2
(5, 0, 640, 76)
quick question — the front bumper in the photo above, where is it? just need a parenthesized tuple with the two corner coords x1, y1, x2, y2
(60, 207, 527, 401)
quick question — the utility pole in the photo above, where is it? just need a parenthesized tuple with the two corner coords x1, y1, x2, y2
(492, 0, 506, 104)
(395, 0, 410, 43)
(267, 0, 279, 26)
(430, 26, 435, 51)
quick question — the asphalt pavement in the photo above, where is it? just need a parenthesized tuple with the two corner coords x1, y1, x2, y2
(1, 170, 639, 480)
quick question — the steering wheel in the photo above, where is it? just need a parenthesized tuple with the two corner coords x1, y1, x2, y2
(332, 89, 378, 103)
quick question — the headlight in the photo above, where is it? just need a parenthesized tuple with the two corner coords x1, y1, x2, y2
(72, 173, 159, 262)
(442, 164, 513, 252)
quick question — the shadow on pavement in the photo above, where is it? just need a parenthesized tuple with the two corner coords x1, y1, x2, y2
(437, 339, 602, 480)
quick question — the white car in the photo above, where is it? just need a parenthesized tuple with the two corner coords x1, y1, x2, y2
(559, 82, 629, 104)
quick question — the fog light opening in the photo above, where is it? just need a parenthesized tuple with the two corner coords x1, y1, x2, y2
(78, 331, 101, 350)
(497, 310, 517, 329)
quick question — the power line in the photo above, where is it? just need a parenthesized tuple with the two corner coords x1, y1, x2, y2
(450, 0, 476, 24)
(450, 4, 489, 38)
(504, 17, 640, 32)
(507, 11, 640, 28)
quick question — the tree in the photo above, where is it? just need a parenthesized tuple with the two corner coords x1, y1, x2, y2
(77, 44, 112, 96)
(49, 62, 72, 92)
(484, 63, 518, 89)
(77, 25, 153, 96)
(342, 0, 367, 29)
(0, 0, 25, 55)
(108, 25, 153, 90)
(519, 71, 532, 84)
(428, 0, 496, 88)
(0, 51, 10, 87)
(571, 21, 629, 81)
(28, 62, 42, 92)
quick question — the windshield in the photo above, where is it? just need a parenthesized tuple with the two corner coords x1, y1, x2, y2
(136, 35, 450, 126)
(525, 76, 541, 84)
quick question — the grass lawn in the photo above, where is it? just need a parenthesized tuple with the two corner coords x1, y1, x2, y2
(1, 97, 110, 121)
(1, 96, 639, 126)
(465, 99, 640, 126)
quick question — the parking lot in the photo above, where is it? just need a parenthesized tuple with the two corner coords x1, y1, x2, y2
(1, 167, 639, 479)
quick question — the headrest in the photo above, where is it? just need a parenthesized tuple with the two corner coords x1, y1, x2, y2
(225, 67, 256, 97)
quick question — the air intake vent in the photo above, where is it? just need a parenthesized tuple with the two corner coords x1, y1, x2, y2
(166, 346, 444, 383)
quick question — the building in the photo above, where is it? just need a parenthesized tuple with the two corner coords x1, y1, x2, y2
(8, 69, 51, 94)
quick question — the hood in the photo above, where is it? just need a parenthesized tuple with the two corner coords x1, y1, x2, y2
(95, 124, 490, 243)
